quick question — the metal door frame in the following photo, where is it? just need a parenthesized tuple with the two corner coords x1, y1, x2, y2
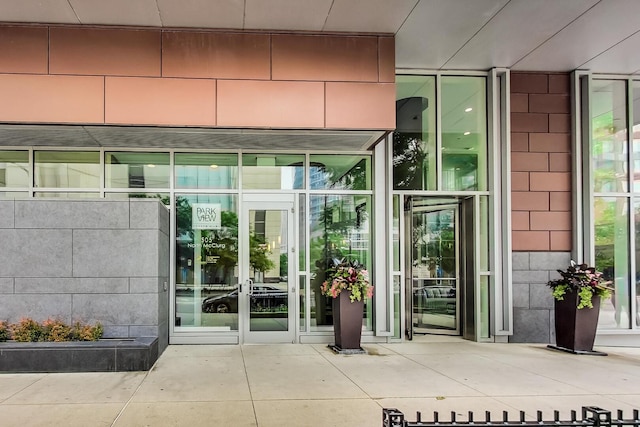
(240, 193, 297, 343)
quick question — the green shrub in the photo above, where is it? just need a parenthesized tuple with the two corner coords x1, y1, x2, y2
(12, 318, 44, 342)
(42, 318, 72, 342)
(0, 321, 10, 342)
(71, 321, 103, 341)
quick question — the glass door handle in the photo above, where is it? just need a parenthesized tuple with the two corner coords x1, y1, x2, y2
(247, 279, 254, 295)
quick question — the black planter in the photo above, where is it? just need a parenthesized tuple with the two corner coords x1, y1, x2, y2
(332, 290, 364, 351)
(553, 292, 601, 353)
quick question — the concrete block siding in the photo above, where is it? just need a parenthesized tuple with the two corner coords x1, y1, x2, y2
(0, 199, 169, 352)
(510, 251, 571, 343)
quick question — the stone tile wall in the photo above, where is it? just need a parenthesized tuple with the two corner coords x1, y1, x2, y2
(0, 199, 169, 352)
(510, 251, 571, 343)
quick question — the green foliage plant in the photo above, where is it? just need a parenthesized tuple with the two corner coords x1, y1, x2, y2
(12, 318, 44, 342)
(71, 321, 103, 341)
(320, 258, 373, 302)
(0, 321, 10, 342)
(42, 318, 72, 342)
(548, 261, 612, 309)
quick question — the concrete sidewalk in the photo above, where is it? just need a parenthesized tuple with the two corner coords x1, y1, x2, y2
(1, 336, 639, 427)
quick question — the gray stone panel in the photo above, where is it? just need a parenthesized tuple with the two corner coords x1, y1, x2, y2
(130, 200, 168, 232)
(512, 252, 529, 271)
(129, 325, 159, 337)
(509, 308, 551, 343)
(73, 229, 159, 277)
(102, 325, 129, 338)
(15, 278, 128, 294)
(72, 293, 159, 325)
(0, 229, 72, 277)
(158, 231, 170, 277)
(15, 200, 129, 229)
(2, 294, 72, 323)
(530, 282, 554, 309)
(0, 278, 14, 293)
(129, 277, 160, 293)
(530, 251, 571, 270)
(0, 200, 14, 228)
(158, 203, 170, 237)
(512, 283, 529, 308)
(512, 269, 549, 284)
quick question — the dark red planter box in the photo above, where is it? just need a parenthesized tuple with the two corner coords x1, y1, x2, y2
(332, 290, 364, 350)
(554, 293, 601, 353)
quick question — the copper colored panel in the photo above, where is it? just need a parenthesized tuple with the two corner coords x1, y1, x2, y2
(0, 26, 48, 74)
(550, 191, 571, 211)
(511, 112, 548, 133)
(378, 36, 395, 83)
(530, 211, 571, 231)
(549, 114, 571, 133)
(162, 32, 270, 80)
(272, 34, 378, 82)
(550, 231, 572, 251)
(511, 73, 548, 94)
(512, 191, 549, 211)
(510, 94, 528, 113)
(549, 153, 571, 172)
(512, 231, 549, 251)
(50, 27, 161, 76)
(0, 74, 104, 123)
(529, 172, 571, 191)
(326, 82, 395, 130)
(529, 94, 570, 114)
(217, 80, 324, 128)
(529, 133, 570, 152)
(511, 133, 529, 151)
(512, 211, 530, 231)
(548, 74, 570, 94)
(511, 152, 548, 172)
(105, 77, 216, 126)
(511, 172, 530, 191)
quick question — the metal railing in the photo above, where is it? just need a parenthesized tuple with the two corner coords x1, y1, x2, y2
(383, 407, 640, 427)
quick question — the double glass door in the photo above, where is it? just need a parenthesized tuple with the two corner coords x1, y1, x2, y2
(240, 196, 296, 343)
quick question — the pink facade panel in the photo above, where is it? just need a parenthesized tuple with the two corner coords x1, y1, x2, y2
(550, 231, 572, 251)
(511, 152, 549, 172)
(105, 77, 216, 126)
(378, 36, 395, 83)
(217, 80, 324, 128)
(530, 211, 571, 231)
(162, 32, 271, 80)
(0, 26, 48, 74)
(50, 28, 161, 77)
(0, 74, 104, 123)
(325, 82, 395, 130)
(512, 231, 549, 251)
(512, 191, 549, 211)
(272, 34, 378, 82)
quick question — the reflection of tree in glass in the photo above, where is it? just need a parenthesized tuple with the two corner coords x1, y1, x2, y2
(311, 159, 368, 190)
(249, 233, 275, 274)
(393, 132, 426, 190)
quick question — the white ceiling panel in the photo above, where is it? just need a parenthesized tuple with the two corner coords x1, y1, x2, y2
(395, 0, 509, 69)
(580, 30, 640, 75)
(513, 0, 640, 72)
(69, 0, 161, 26)
(323, 0, 418, 33)
(157, 0, 244, 29)
(0, 0, 78, 24)
(244, 0, 332, 31)
(444, 0, 598, 70)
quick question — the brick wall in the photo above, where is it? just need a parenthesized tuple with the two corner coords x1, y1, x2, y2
(510, 72, 572, 252)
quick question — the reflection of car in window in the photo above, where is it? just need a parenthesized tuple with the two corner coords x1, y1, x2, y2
(414, 285, 456, 315)
(202, 285, 288, 313)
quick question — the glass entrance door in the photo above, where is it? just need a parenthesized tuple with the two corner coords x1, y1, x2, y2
(241, 196, 296, 343)
(410, 205, 460, 335)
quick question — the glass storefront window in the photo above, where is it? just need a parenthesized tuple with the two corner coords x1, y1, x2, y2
(0, 151, 29, 188)
(175, 153, 238, 189)
(105, 193, 170, 205)
(394, 76, 436, 190)
(392, 195, 400, 271)
(0, 192, 29, 199)
(175, 194, 239, 330)
(309, 155, 371, 190)
(309, 194, 372, 331)
(106, 152, 170, 189)
(594, 196, 630, 329)
(34, 192, 99, 198)
(442, 76, 487, 191)
(242, 154, 304, 190)
(592, 80, 628, 193)
(35, 151, 100, 189)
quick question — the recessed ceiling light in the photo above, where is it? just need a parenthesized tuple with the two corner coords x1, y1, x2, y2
(147, 164, 156, 168)
(210, 164, 218, 169)
(465, 107, 473, 112)
(464, 131, 471, 136)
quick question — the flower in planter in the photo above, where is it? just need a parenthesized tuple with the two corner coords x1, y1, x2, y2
(320, 258, 373, 302)
(548, 261, 612, 309)
(0, 321, 10, 342)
